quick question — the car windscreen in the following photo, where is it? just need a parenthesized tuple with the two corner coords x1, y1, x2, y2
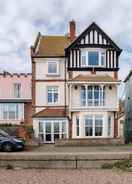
(0, 129, 9, 137)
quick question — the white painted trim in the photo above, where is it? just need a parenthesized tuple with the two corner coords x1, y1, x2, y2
(69, 108, 118, 112)
(67, 81, 121, 84)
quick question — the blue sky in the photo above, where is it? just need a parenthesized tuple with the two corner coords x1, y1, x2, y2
(0, 0, 131, 86)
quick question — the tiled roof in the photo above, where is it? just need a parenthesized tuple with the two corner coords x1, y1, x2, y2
(69, 74, 119, 82)
(33, 107, 67, 118)
(35, 36, 71, 57)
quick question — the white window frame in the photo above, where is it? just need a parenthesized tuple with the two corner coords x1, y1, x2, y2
(13, 83, 21, 98)
(0, 103, 24, 120)
(81, 49, 106, 67)
(47, 86, 59, 105)
(80, 85, 105, 107)
(47, 61, 59, 75)
(84, 115, 104, 137)
(38, 119, 68, 143)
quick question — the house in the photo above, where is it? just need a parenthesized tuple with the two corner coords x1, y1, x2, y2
(124, 70, 132, 143)
(117, 100, 125, 138)
(31, 21, 123, 144)
(0, 71, 32, 125)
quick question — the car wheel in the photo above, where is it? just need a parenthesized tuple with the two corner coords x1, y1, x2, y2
(2, 143, 13, 152)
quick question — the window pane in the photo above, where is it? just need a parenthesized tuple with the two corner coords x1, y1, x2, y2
(62, 121, 66, 134)
(81, 55, 87, 66)
(80, 86, 86, 106)
(76, 116, 79, 136)
(54, 93, 58, 102)
(101, 53, 105, 66)
(45, 122, 51, 134)
(85, 116, 93, 136)
(54, 122, 59, 133)
(88, 86, 93, 106)
(95, 116, 103, 136)
(94, 86, 100, 106)
(88, 52, 99, 65)
(14, 83, 21, 98)
(39, 122, 43, 133)
(48, 62, 57, 74)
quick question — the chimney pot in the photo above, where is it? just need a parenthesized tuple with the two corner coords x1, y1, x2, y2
(69, 20, 76, 42)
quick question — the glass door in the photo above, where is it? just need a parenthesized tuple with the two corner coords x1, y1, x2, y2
(44, 121, 53, 143)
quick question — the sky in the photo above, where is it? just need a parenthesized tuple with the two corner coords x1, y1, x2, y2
(0, 0, 131, 96)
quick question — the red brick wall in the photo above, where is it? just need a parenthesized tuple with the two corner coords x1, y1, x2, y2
(24, 102, 32, 125)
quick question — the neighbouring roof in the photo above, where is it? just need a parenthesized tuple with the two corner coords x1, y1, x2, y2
(69, 74, 120, 83)
(33, 107, 68, 118)
(33, 35, 71, 57)
(124, 70, 132, 82)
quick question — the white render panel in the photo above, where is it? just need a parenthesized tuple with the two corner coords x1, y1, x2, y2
(114, 51, 116, 68)
(35, 58, 65, 80)
(90, 31, 93, 44)
(111, 51, 113, 68)
(99, 34, 102, 44)
(33, 119, 39, 138)
(85, 35, 88, 44)
(103, 38, 107, 45)
(36, 82, 65, 107)
(107, 50, 109, 68)
(94, 30, 98, 44)
(72, 71, 114, 79)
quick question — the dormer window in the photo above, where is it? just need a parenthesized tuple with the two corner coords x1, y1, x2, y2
(47, 61, 59, 75)
(81, 50, 105, 67)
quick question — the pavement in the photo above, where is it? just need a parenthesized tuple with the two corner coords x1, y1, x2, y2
(30, 144, 132, 153)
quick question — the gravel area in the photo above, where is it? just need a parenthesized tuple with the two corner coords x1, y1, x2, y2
(0, 169, 132, 184)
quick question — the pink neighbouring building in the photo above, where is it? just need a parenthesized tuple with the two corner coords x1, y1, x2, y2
(0, 71, 32, 125)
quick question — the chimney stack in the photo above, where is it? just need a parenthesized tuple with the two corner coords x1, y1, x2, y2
(69, 20, 76, 42)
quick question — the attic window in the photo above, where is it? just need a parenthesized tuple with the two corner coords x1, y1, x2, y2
(81, 50, 106, 67)
(47, 61, 59, 75)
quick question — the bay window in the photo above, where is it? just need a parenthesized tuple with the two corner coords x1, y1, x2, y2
(85, 115, 103, 137)
(81, 50, 105, 67)
(80, 85, 105, 106)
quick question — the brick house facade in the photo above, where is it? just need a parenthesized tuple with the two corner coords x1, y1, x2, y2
(31, 21, 123, 144)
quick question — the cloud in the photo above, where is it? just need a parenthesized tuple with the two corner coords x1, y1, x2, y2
(0, 0, 131, 82)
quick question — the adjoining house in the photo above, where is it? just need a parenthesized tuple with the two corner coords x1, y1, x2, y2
(124, 70, 132, 143)
(0, 71, 32, 125)
(31, 21, 123, 144)
(117, 100, 125, 138)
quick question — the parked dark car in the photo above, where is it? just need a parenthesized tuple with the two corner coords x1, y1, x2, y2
(0, 129, 25, 152)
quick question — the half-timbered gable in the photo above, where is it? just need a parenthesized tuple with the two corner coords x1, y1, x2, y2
(65, 22, 122, 71)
